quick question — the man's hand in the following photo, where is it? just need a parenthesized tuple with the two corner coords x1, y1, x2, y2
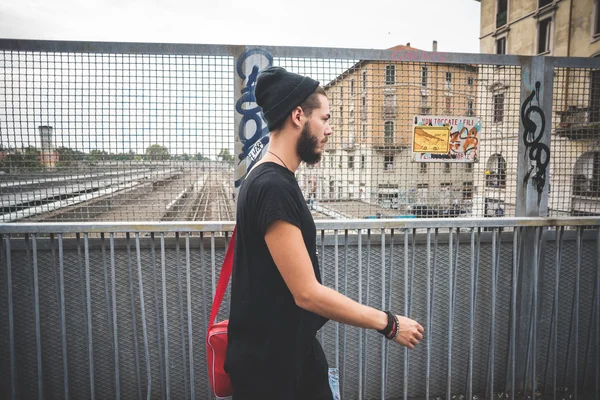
(393, 316, 424, 350)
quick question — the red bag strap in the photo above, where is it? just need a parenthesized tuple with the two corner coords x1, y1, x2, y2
(208, 227, 236, 331)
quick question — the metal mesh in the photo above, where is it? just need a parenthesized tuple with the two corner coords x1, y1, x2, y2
(0, 45, 539, 222)
(1, 226, 598, 399)
(290, 60, 522, 219)
(537, 230, 599, 397)
(0, 51, 235, 223)
(550, 67, 600, 218)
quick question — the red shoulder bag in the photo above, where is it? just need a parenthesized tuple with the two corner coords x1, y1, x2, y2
(206, 227, 236, 398)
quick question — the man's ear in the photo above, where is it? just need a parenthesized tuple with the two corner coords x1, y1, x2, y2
(290, 106, 303, 129)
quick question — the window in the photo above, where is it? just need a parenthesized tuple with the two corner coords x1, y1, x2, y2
(468, 100, 474, 116)
(591, 69, 600, 123)
(421, 67, 428, 87)
(361, 97, 367, 120)
(538, 18, 552, 54)
(595, 0, 600, 36)
(468, 76, 474, 85)
(496, 37, 506, 54)
(362, 71, 367, 89)
(494, 93, 505, 123)
(497, 0, 507, 28)
(362, 124, 367, 139)
(385, 65, 395, 85)
(384, 121, 394, 144)
(486, 154, 507, 188)
(384, 94, 397, 118)
(539, 0, 552, 8)
(444, 163, 451, 173)
(384, 155, 394, 171)
(348, 155, 354, 169)
(361, 155, 366, 169)
(466, 163, 473, 172)
(351, 80, 355, 94)
(416, 184, 429, 203)
(421, 95, 430, 114)
(445, 72, 452, 89)
(462, 181, 474, 200)
(420, 163, 427, 173)
(445, 96, 452, 113)
(573, 151, 600, 197)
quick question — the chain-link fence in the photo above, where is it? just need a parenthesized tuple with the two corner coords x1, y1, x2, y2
(1, 41, 599, 222)
(551, 67, 600, 218)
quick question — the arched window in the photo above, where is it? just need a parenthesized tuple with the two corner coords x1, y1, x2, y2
(573, 151, 600, 197)
(485, 154, 507, 188)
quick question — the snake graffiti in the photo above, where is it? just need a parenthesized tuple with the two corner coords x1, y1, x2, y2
(521, 81, 550, 205)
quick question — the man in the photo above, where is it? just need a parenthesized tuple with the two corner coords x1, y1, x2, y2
(224, 66, 424, 399)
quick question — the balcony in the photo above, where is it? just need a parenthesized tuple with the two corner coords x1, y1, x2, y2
(373, 137, 409, 150)
(555, 106, 600, 140)
(383, 105, 397, 120)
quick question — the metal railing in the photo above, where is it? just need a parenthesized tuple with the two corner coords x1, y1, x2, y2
(1, 217, 599, 399)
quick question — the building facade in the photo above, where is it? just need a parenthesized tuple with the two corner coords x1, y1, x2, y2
(475, 0, 600, 217)
(297, 44, 479, 218)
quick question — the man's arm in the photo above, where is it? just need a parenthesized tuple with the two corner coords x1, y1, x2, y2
(265, 220, 424, 349)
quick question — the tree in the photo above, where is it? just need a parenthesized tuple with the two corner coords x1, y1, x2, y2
(145, 144, 170, 161)
(56, 146, 85, 167)
(115, 150, 135, 161)
(88, 149, 109, 163)
(218, 148, 234, 163)
(173, 153, 191, 161)
(0, 146, 42, 172)
(195, 153, 209, 161)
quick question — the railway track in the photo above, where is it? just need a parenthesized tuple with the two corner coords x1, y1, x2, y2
(163, 171, 235, 221)
(189, 172, 234, 221)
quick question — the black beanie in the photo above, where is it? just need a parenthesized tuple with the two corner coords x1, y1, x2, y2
(255, 66, 320, 132)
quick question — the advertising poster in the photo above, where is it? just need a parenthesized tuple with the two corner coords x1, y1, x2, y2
(412, 115, 481, 162)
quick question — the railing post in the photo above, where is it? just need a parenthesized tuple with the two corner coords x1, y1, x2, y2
(233, 46, 273, 197)
(514, 55, 554, 398)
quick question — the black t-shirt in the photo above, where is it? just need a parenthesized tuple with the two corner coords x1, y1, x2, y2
(224, 162, 328, 385)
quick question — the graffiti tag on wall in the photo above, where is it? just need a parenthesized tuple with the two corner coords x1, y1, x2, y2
(521, 81, 549, 205)
(234, 48, 273, 188)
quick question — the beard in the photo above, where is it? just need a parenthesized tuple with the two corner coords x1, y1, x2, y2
(296, 121, 323, 165)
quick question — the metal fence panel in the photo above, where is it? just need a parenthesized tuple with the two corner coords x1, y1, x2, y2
(2, 41, 599, 223)
(1, 219, 598, 399)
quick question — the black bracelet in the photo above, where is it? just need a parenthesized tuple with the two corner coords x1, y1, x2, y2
(390, 315, 400, 340)
(377, 311, 394, 337)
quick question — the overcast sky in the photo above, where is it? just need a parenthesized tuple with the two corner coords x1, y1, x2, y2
(0, 0, 481, 53)
(0, 0, 482, 158)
